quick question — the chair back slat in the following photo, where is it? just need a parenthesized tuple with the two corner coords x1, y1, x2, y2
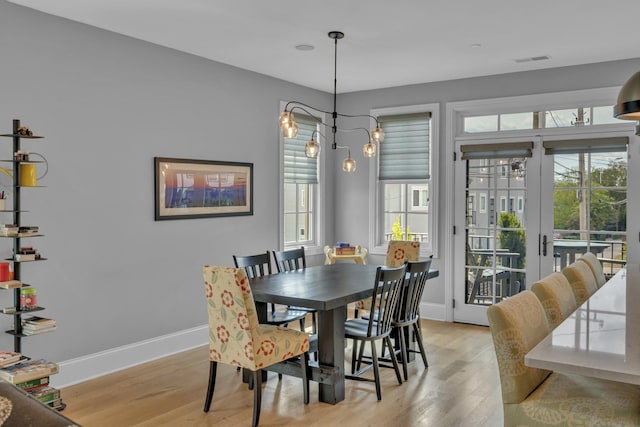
(272, 247, 306, 273)
(367, 265, 406, 337)
(233, 252, 272, 278)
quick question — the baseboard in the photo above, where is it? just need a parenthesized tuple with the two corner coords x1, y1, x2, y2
(420, 302, 446, 321)
(51, 324, 208, 389)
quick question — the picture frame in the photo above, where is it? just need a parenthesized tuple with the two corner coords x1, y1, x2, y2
(154, 157, 253, 220)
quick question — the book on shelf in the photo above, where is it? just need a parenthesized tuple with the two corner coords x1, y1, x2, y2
(0, 359, 59, 384)
(0, 351, 21, 367)
(45, 397, 63, 409)
(29, 385, 60, 403)
(0, 280, 21, 289)
(21, 325, 57, 336)
(22, 316, 56, 328)
(14, 376, 49, 391)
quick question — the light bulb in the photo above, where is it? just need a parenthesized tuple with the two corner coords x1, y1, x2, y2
(343, 157, 356, 172)
(372, 127, 384, 143)
(363, 142, 376, 158)
(305, 139, 320, 158)
(279, 111, 294, 129)
(283, 122, 298, 138)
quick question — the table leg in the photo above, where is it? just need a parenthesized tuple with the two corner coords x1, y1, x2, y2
(317, 306, 346, 404)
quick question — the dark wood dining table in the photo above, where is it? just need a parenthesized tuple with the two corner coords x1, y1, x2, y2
(250, 263, 438, 404)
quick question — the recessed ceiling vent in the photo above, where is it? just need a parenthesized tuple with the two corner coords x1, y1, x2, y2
(514, 55, 551, 63)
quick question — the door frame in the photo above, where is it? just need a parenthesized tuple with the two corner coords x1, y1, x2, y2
(444, 87, 638, 324)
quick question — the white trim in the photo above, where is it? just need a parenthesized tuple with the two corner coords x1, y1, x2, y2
(368, 103, 439, 258)
(51, 325, 208, 388)
(278, 101, 327, 253)
(420, 302, 445, 321)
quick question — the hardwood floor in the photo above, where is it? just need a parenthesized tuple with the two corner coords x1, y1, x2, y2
(61, 320, 503, 426)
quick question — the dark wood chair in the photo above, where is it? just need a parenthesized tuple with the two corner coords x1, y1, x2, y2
(390, 258, 432, 380)
(272, 247, 317, 334)
(233, 252, 308, 330)
(344, 265, 406, 400)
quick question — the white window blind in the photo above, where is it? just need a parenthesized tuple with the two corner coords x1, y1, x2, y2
(379, 113, 431, 180)
(283, 115, 319, 184)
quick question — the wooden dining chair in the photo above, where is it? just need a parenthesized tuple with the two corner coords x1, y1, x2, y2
(202, 266, 310, 427)
(561, 260, 598, 305)
(577, 251, 607, 287)
(345, 265, 406, 401)
(530, 272, 577, 329)
(233, 252, 308, 330)
(272, 247, 317, 334)
(389, 259, 432, 380)
(487, 290, 640, 426)
(354, 240, 420, 318)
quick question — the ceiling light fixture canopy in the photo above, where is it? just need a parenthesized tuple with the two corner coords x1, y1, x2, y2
(614, 70, 640, 135)
(279, 31, 384, 172)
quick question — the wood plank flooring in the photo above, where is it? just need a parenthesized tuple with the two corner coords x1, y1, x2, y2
(61, 320, 503, 426)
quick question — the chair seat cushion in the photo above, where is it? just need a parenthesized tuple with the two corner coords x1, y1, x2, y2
(252, 324, 310, 369)
(504, 372, 640, 426)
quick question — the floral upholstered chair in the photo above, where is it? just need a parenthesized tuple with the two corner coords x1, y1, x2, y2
(562, 260, 598, 305)
(487, 290, 640, 426)
(530, 272, 577, 329)
(577, 251, 607, 287)
(202, 266, 310, 427)
(354, 240, 420, 317)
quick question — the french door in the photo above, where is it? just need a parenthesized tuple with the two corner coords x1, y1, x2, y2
(452, 133, 628, 325)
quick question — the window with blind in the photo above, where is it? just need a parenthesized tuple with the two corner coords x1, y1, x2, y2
(374, 110, 434, 250)
(283, 114, 319, 246)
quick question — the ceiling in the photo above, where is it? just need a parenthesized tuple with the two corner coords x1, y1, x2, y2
(7, 0, 640, 93)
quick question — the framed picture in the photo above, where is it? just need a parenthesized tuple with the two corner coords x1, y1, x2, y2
(154, 157, 253, 220)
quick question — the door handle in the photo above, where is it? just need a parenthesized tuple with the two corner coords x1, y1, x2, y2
(542, 234, 548, 257)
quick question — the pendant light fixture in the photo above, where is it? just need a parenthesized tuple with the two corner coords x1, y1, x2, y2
(614, 71, 640, 135)
(279, 31, 384, 171)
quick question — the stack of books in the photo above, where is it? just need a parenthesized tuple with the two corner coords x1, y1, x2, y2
(0, 351, 22, 368)
(0, 224, 18, 237)
(14, 374, 62, 410)
(21, 316, 57, 335)
(0, 359, 59, 384)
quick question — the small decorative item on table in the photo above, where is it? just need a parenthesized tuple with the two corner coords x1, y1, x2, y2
(335, 242, 356, 255)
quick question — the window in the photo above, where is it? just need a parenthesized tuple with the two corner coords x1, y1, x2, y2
(518, 196, 524, 212)
(500, 197, 507, 212)
(479, 193, 487, 213)
(370, 104, 438, 254)
(282, 114, 319, 246)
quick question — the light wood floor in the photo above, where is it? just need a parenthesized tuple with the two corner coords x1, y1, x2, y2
(61, 320, 503, 426)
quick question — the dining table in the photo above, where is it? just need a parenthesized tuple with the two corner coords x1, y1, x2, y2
(525, 263, 640, 385)
(249, 262, 439, 404)
(553, 239, 610, 270)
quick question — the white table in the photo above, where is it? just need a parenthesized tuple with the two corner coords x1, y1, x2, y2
(525, 264, 640, 385)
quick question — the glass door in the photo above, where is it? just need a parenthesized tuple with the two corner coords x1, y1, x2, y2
(453, 135, 629, 325)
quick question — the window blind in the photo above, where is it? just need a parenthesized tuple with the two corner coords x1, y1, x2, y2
(284, 115, 319, 184)
(542, 137, 628, 155)
(378, 113, 431, 180)
(460, 141, 534, 160)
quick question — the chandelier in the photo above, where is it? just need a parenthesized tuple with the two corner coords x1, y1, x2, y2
(278, 31, 384, 172)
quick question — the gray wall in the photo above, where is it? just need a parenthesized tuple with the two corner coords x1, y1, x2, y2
(0, 2, 333, 363)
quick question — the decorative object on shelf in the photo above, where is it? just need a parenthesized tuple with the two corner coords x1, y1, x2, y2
(278, 31, 384, 172)
(154, 157, 253, 220)
(19, 288, 37, 311)
(614, 70, 640, 135)
(14, 127, 32, 137)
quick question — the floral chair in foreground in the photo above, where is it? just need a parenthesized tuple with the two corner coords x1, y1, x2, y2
(202, 266, 310, 427)
(487, 290, 640, 426)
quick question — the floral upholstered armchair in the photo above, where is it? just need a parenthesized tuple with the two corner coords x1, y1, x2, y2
(202, 266, 310, 427)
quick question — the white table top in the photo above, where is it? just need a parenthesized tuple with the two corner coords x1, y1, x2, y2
(525, 264, 640, 385)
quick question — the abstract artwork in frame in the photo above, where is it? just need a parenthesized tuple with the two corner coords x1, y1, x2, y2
(154, 157, 253, 220)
